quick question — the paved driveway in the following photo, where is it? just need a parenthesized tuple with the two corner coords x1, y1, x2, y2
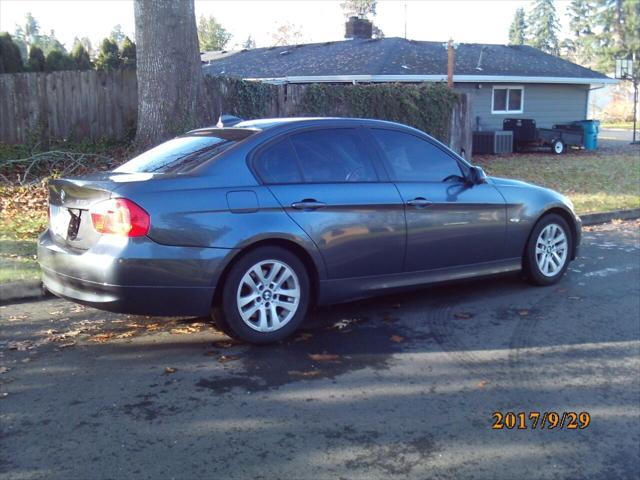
(1, 220, 639, 480)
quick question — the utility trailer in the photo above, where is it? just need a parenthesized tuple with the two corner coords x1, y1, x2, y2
(503, 119, 584, 154)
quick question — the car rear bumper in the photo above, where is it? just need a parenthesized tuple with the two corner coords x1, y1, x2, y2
(38, 230, 234, 316)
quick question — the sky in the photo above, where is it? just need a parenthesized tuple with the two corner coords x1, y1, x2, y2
(0, 0, 573, 51)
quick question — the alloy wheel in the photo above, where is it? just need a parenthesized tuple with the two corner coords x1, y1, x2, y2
(535, 223, 569, 277)
(236, 259, 301, 332)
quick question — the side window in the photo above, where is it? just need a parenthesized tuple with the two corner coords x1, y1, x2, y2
(254, 138, 303, 184)
(289, 129, 378, 183)
(370, 129, 462, 182)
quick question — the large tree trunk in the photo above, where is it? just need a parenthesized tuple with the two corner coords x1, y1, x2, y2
(134, 0, 212, 147)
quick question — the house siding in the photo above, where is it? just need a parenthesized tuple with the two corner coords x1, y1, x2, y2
(455, 83, 590, 131)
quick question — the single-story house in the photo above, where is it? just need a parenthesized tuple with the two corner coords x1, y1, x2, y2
(202, 18, 616, 134)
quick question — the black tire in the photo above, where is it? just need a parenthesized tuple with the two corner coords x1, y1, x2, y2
(552, 139, 565, 155)
(524, 213, 573, 286)
(213, 246, 310, 344)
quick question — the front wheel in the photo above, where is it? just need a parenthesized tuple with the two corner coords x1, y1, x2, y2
(524, 214, 572, 286)
(214, 246, 310, 344)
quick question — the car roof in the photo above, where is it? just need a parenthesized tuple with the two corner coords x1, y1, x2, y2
(189, 117, 415, 135)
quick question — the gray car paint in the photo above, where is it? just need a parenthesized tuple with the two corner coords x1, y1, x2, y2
(37, 118, 581, 317)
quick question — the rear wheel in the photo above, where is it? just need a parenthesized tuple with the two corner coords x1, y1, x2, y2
(214, 246, 310, 344)
(524, 214, 572, 286)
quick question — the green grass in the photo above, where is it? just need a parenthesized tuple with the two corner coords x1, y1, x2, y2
(0, 216, 47, 284)
(476, 151, 640, 214)
(600, 121, 635, 130)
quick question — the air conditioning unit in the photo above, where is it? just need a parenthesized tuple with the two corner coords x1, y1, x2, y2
(472, 130, 513, 154)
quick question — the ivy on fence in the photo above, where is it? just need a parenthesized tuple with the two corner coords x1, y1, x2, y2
(297, 82, 459, 143)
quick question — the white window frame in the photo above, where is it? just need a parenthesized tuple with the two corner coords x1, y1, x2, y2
(491, 86, 525, 114)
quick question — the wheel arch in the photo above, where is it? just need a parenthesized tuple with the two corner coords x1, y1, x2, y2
(212, 237, 321, 309)
(525, 207, 578, 261)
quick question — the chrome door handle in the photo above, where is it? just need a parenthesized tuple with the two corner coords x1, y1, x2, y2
(406, 197, 432, 207)
(291, 200, 326, 210)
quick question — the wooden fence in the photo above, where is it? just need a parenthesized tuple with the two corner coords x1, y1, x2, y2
(0, 71, 471, 158)
(0, 69, 137, 145)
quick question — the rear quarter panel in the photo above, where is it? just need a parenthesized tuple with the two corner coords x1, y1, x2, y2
(115, 178, 328, 279)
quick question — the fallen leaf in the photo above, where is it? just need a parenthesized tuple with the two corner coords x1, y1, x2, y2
(517, 309, 529, 316)
(477, 380, 490, 389)
(0, 367, 9, 374)
(88, 333, 115, 343)
(288, 370, 322, 378)
(454, 312, 473, 320)
(331, 318, 358, 330)
(218, 355, 239, 364)
(164, 367, 177, 374)
(308, 353, 340, 362)
(390, 335, 405, 343)
(115, 331, 136, 339)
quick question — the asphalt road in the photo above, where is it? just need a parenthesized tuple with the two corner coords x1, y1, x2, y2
(599, 128, 637, 143)
(1, 220, 639, 480)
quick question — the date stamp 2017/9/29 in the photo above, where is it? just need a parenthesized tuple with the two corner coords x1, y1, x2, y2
(492, 411, 591, 430)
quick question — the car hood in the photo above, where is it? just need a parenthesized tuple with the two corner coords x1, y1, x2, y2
(488, 176, 539, 188)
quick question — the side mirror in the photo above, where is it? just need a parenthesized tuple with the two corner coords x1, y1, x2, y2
(468, 166, 487, 185)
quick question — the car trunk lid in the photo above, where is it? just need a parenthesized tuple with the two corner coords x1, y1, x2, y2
(47, 173, 146, 250)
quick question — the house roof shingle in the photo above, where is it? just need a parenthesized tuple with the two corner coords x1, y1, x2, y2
(202, 37, 611, 83)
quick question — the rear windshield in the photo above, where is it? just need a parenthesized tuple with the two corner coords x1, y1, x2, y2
(115, 131, 254, 174)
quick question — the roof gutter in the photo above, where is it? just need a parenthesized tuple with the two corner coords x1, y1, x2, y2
(244, 74, 618, 86)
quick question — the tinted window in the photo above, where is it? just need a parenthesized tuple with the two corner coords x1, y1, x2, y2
(290, 129, 377, 183)
(371, 129, 461, 182)
(115, 131, 253, 173)
(254, 138, 303, 184)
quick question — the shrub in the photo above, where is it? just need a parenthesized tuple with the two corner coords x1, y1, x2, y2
(120, 36, 136, 68)
(44, 49, 74, 72)
(26, 46, 45, 71)
(0, 33, 24, 73)
(70, 42, 92, 70)
(95, 38, 121, 71)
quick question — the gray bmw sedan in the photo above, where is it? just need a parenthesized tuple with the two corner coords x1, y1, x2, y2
(38, 118, 581, 344)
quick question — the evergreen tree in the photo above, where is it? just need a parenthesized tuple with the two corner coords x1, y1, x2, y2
(26, 45, 45, 71)
(109, 24, 126, 46)
(527, 0, 561, 55)
(95, 38, 121, 71)
(120, 36, 136, 68)
(197, 15, 232, 51)
(70, 41, 92, 70)
(594, 0, 639, 71)
(509, 8, 527, 45)
(44, 49, 74, 71)
(0, 32, 24, 73)
(562, 0, 597, 65)
(13, 12, 40, 61)
(243, 35, 256, 50)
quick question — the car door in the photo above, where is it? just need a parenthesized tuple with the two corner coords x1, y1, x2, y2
(253, 127, 406, 279)
(367, 128, 507, 272)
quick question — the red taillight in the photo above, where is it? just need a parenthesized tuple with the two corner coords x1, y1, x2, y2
(90, 198, 150, 237)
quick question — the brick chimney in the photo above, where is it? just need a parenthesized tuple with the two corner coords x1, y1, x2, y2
(345, 16, 373, 39)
